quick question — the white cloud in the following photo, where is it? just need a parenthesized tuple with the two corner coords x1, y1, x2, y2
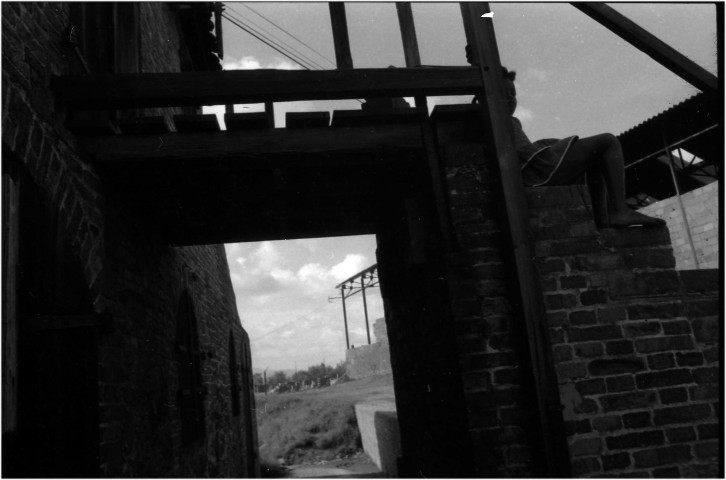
(223, 55, 302, 71)
(330, 254, 368, 281)
(298, 262, 329, 282)
(516, 107, 535, 121)
(525, 67, 552, 82)
(253, 241, 283, 271)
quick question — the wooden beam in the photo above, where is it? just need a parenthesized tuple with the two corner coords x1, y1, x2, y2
(460, 3, 570, 476)
(329, 2, 354, 69)
(396, 3, 421, 67)
(51, 67, 481, 110)
(572, 3, 718, 95)
(79, 123, 423, 165)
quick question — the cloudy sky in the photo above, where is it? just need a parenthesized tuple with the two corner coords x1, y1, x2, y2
(211, 3, 717, 372)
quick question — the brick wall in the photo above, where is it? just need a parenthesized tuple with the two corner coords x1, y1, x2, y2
(435, 109, 541, 477)
(636, 182, 719, 270)
(2, 3, 256, 477)
(528, 185, 720, 478)
(433, 107, 720, 478)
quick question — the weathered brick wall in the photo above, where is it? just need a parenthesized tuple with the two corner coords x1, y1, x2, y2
(528, 185, 720, 478)
(636, 181, 719, 270)
(434, 107, 720, 478)
(2, 3, 256, 477)
(435, 109, 541, 477)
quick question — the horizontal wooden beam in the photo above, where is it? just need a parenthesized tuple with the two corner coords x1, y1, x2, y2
(572, 3, 718, 95)
(80, 123, 423, 166)
(51, 67, 482, 110)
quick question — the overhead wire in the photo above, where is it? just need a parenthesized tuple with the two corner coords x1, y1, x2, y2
(251, 303, 333, 341)
(222, 12, 316, 70)
(231, 3, 338, 69)
(226, 4, 334, 70)
(222, 5, 366, 106)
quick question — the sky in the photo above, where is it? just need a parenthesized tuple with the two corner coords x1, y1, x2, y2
(210, 2, 718, 372)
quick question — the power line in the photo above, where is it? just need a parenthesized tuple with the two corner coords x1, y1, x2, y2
(224, 8, 327, 70)
(230, 3, 338, 69)
(222, 13, 314, 70)
(251, 303, 332, 341)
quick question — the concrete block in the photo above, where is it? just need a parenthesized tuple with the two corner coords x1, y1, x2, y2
(355, 401, 401, 477)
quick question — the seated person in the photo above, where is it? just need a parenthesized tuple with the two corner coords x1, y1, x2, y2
(467, 48, 666, 228)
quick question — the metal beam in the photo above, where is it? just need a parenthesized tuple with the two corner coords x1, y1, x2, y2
(51, 67, 482, 110)
(396, 3, 421, 68)
(460, 3, 570, 476)
(572, 3, 718, 95)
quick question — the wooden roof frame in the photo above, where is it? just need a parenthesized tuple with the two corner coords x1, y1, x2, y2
(50, 3, 720, 477)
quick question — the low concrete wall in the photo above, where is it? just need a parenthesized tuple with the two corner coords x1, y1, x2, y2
(345, 342, 392, 379)
(355, 400, 401, 477)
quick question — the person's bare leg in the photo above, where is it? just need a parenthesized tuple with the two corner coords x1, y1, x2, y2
(585, 171, 609, 227)
(560, 134, 666, 228)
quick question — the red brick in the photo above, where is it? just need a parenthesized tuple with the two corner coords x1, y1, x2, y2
(627, 302, 680, 320)
(600, 391, 657, 412)
(653, 404, 712, 426)
(692, 366, 718, 384)
(602, 452, 631, 471)
(635, 369, 693, 389)
(634, 335, 694, 353)
(623, 249, 675, 269)
(661, 320, 691, 336)
(647, 352, 675, 370)
(570, 253, 622, 271)
(570, 456, 602, 476)
(568, 325, 622, 342)
(599, 226, 671, 249)
(633, 445, 692, 468)
(560, 275, 587, 289)
(691, 316, 719, 344)
(569, 309, 596, 326)
(608, 271, 680, 299)
(575, 378, 606, 395)
(605, 375, 635, 393)
(665, 426, 696, 443)
(552, 345, 573, 362)
(597, 307, 626, 323)
(535, 258, 566, 274)
(676, 351, 703, 366)
(679, 269, 719, 293)
(588, 357, 645, 376)
(591, 415, 622, 432)
(697, 423, 719, 440)
(652, 466, 681, 478)
(574, 342, 604, 357)
(606, 430, 664, 450)
(547, 311, 568, 327)
(544, 293, 578, 310)
(689, 384, 718, 402)
(580, 289, 607, 306)
(658, 387, 688, 404)
(682, 298, 720, 318)
(556, 361, 588, 381)
(605, 340, 634, 355)
(569, 437, 602, 457)
(623, 321, 661, 337)
(694, 441, 719, 459)
(622, 411, 651, 428)
(565, 419, 592, 435)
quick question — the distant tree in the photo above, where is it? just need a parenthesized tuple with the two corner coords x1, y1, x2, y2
(291, 370, 310, 384)
(268, 370, 288, 389)
(332, 361, 346, 377)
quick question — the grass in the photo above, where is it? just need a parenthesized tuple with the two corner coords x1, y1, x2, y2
(255, 373, 394, 466)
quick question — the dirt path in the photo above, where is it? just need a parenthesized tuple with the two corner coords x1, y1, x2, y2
(286, 452, 381, 478)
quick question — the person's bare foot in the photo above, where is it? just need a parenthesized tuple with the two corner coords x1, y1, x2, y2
(606, 210, 667, 228)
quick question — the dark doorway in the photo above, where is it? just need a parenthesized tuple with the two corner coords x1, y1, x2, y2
(7, 163, 99, 477)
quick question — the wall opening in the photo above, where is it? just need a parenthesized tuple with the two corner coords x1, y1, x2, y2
(225, 234, 400, 477)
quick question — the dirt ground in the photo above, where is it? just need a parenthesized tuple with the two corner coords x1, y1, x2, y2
(287, 452, 382, 478)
